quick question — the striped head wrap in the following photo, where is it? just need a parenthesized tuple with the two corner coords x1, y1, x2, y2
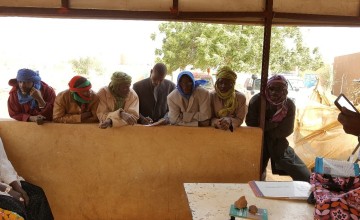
(215, 66, 238, 117)
(68, 76, 92, 103)
(265, 74, 288, 122)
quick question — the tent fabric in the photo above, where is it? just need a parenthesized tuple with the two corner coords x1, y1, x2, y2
(293, 86, 359, 169)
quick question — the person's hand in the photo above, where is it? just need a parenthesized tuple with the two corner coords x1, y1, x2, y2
(29, 115, 46, 122)
(198, 119, 210, 127)
(338, 107, 360, 136)
(218, 117, 232, 130)
(29, 87, 46, 107)
(8, 189, 25, 205)
(120, 111, 137, 125)
(99, 119, 112, 129)
(13, 188, 29, 206)
(29, 87, 42, 100)
(81, 111, 93, 121)
(9, 182, 29, 206)
(140, 116, 153, 125)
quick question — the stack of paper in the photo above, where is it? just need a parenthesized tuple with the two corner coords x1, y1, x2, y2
(248, 181, 311, 200)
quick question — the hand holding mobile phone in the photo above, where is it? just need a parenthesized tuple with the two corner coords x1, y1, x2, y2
(334, 93, 359, 114)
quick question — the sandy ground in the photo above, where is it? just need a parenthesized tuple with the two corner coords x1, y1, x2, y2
(266, 163, 292, 181)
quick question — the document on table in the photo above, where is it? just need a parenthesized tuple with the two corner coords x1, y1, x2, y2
(248, 181, 311, 200)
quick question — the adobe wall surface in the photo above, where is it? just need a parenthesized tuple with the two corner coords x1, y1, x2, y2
(333, 53, 360, 98)
(0, 121, 262, 220)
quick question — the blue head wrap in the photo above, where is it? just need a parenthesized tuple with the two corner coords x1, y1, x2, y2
(176, 71, 207, 99)
(16, 69, 42, 109)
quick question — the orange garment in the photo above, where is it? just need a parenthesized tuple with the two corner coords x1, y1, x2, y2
(53, 89, 99, 123)
(0, 208, 24, 220)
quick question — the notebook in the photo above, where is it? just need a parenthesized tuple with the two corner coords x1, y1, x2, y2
(314, 157, 360, 177)
(248, 181, 311, 200)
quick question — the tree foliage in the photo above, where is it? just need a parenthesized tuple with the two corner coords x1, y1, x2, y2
(69, 56, 103, 76)
(152, 22, 324, 74)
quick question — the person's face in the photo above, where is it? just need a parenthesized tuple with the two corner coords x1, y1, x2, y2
(79, 90, 91, 99)
(114, 83, 131, 98)
(150, 69, 166, 87)
(267, 82, 288, 103)
(18, 81, 34, 95)
(179, 75, 193, 95)
(216, 78, 234, 93)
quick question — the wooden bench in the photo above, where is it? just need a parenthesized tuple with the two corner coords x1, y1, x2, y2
(0, 120, 262, 220)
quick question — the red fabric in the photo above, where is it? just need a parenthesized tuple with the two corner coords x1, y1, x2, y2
(68, 76, 92, 101)
(68, 75, 91, 93)
(7, 81, 56, 121)
(68, 75, 82, 89)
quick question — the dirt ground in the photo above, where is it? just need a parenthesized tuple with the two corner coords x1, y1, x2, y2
(266, 163, 292, 181)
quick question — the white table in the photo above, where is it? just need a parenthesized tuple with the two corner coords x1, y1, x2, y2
(184, 183, 314, 220)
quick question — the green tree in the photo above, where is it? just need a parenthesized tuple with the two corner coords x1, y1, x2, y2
(69, 56, 103, 76)
(152, 22, 323, 73)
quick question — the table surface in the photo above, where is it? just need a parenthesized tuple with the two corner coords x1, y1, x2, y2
(184, 183, 314, 220)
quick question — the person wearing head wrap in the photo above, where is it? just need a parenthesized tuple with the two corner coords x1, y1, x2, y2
(7, 68, 56, 123)
(246, 74, 310, 182)
(0, 137, 54, 220)
(97, 72, 139, 128)
(167, 71, 211, 127)
(53, 75, 99, 123)
(211, 66, 247, 131)
(133, 63, 176, 125)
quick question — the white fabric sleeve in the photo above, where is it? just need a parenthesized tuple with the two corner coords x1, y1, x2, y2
(0, 138, 20, 184)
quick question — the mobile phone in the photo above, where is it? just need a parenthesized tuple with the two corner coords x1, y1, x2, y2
(334, 93, 359, 113)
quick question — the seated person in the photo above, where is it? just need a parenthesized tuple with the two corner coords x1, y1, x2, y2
(97, 72, 139, 128)
(0, 137, 53, 220)
(53, 76, 99, 123)
(133, 63, 176, 125)
(246, 75, 310, 182)
(8, 69, 56, 123)
(167, 71, 211, 127)
(211, 66, 247, 131)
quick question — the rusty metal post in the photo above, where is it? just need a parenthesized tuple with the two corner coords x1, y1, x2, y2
(259, 0, 273, 180)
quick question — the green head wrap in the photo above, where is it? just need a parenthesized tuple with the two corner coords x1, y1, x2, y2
(215, 66, 237, 118)
(109, 72, 132, 87)
(216, 66, 237, 82)
(109, 72, 132, 110)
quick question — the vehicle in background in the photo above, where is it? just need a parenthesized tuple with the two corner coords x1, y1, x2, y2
(192, 72, 215, 90)
(286, 75, 305, 91)
(304, 73, 318, 88)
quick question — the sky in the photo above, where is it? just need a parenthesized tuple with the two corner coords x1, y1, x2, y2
(1, 17, 360, 118)
(1, 17, 360, 88)
(301, 26, 360, 63)
(0, 17, 161, 66)
(1, 17, 360, 66)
